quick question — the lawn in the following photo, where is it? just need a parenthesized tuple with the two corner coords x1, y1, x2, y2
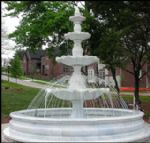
(2, 80, 40, 117)
(122, 95, 150, 104)
(2, 80, 150, 122)
(122, 95, 150, 120)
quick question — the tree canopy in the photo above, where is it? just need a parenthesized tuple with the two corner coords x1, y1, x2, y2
(4, 1, 75, 54)
(10, 54, 23, 80)
(85, 1, 150, 109)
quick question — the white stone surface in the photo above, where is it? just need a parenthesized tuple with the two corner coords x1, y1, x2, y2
(46, 88, 109, 118)
(56, 56, 99, 66)
(3, 108, 150, 142)
(46, 88, 110, 101)
(64, 32, 91, 41)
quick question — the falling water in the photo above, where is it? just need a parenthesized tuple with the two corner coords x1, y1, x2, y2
(27, 72, 128, 119)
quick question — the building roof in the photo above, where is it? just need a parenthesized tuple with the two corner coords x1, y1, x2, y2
(17, 49, 46, 60)
(26, 49, 45, 60)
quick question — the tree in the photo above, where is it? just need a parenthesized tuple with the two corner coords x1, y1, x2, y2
(86, 1, 150, 110)
(4, 1, 74, 53)
(82, 2, 127, 93)
(10, 54, 23, 82)
(96, 28, 127, 93)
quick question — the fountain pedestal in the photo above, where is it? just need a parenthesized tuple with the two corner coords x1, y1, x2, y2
(71, 99, 84, 118)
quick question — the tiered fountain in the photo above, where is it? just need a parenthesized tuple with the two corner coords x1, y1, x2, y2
(3, 7, 150, 142)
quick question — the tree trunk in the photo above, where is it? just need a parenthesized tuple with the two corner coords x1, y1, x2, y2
(51, 58, 55, 79)
(110, 68, 122, 107)
(134, 73, 142, 110)
(111, 68, 120, 94)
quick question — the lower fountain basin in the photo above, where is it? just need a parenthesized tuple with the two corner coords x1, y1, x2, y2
(46, 88, 109, 101)
(3, 108, 150, 142)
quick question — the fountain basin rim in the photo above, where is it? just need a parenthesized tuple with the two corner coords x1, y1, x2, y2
(65, 32, 91, 40)
(45, 88, 110, 93)
(45, 88, 110, 101)
(69, 15, 85, 22)
(9, 108, 144, 122)
(56, 56, 99, 66)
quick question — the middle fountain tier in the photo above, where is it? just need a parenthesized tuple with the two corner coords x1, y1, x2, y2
(48, 7, 110, 118)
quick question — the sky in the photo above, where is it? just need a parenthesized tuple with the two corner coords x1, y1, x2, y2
(2, 2, 20, 59)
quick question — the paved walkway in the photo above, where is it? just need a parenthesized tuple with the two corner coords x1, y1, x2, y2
(2, 75, 49, 89)
(2, 75, 150, 96)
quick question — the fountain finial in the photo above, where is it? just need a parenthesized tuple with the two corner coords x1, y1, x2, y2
(75, 6, 81, 16)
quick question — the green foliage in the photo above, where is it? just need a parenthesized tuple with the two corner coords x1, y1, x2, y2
(10, 54, 23, 79)
(2, 67, 8, 73)
(4, 1, 74, 54)
(97, 28, 127, 70)
(85, 1, 150, 103)
(86, 1, 150, 71)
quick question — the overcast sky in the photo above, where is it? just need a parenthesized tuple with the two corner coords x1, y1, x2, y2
(2, 2, 20, 59)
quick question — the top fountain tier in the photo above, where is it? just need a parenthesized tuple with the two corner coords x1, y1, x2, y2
(64, 32, 90, 41)
(69, 7, 86, 33)
(69, 7, 85, 24)
(65, 7, 91, 42)
(63, 7, 92, 57)
(64, 6, 91, 42)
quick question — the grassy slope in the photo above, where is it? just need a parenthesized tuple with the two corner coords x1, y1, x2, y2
(2, 80, 39, 117)
(122, 95, 150, 104)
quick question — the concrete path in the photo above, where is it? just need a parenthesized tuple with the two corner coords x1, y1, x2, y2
(2, 75, 150, 96)
(2, 75, 49, 89)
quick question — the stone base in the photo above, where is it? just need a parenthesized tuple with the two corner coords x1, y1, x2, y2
(3, 108, 150, 142)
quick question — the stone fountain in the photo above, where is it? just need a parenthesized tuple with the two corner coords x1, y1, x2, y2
(3, 7, 150, 142)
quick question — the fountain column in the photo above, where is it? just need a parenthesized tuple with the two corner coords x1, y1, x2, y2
(55, 6, 101, 118)
(68, 7, 86, 118)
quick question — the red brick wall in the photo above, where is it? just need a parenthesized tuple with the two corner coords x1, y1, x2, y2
(121, 63, 149, 88)
(53, 63, 64, 77)
(41, 57, 64, 78)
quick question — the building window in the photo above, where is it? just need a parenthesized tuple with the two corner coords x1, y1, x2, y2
(99, 69, 105, 80)
(139, 70, 142, 78)
(64, 65, 73, 73)
(36, 63, 41, 69)
(36, 63, 41, 73)
(88, 69, 94, 80)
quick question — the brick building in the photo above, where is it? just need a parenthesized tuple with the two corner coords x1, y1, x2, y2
(19, 49, 72, 80)
(98, 63, 150, 88)
(18, 49, 150, 88)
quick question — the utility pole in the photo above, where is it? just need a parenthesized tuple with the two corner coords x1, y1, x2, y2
(146, 63, 148, 88)
(7, 63, 10, 82)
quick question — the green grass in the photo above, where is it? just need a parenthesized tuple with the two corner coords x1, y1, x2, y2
(122, 95, 150, 104)
(32, 80, 49, 85)
(2, 72, 31, 80)
(2, 80, 40, 117)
